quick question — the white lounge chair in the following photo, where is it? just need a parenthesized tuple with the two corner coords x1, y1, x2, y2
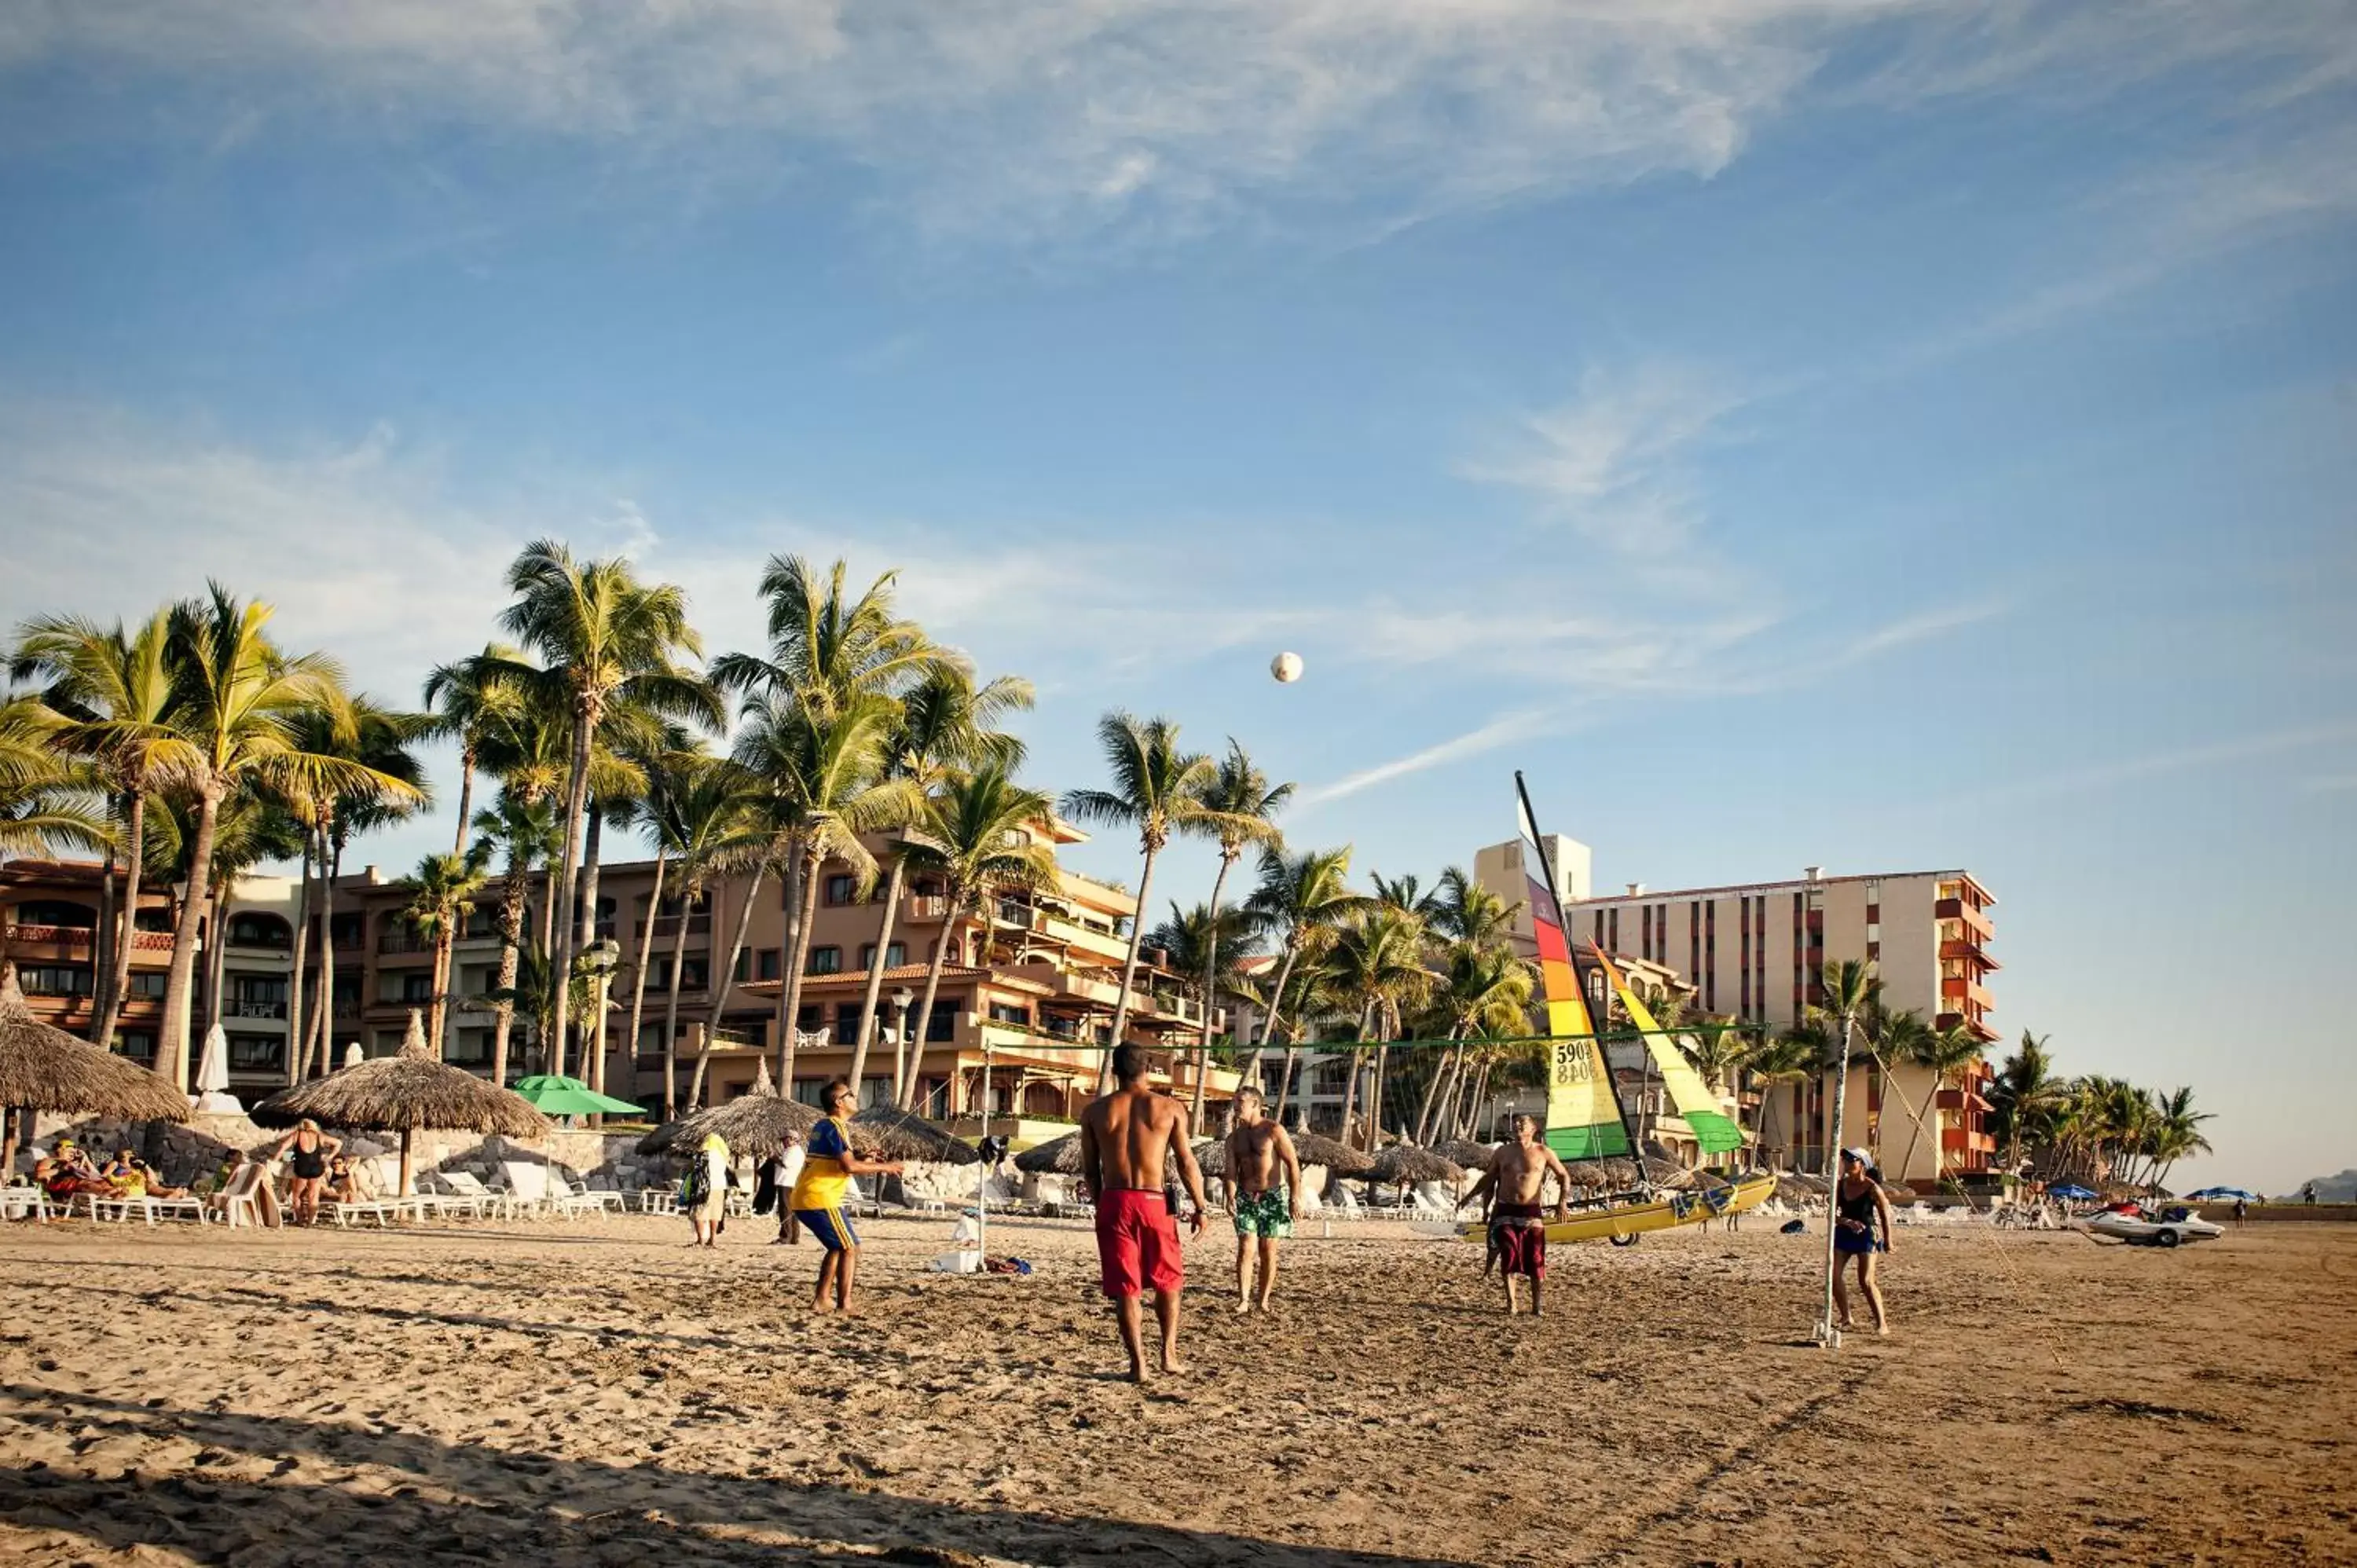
(557, 1174, 627, 1215)
(319, 1196, 410, 1228)
(418, 1171, 498, 1219)
(214, 1163, 282, 1229)
(497, 1160, 554, 1216)
(1, 1186, 51, 1222)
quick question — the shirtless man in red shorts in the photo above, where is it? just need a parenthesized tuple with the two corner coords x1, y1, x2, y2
(1080, 1042, 1210, 1382)
(1479, 1114, 1572, 1316)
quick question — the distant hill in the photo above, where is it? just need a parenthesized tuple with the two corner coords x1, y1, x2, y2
(2281, 1168, 2357, 1203)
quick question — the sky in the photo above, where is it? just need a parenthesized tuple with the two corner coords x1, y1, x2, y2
(0, 2, 2351, 1192)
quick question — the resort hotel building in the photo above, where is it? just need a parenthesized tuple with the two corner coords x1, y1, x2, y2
(1476, 839, 2002, 1185)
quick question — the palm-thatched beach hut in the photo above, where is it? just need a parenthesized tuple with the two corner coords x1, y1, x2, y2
(0, 962, 189, 1172)
(1014, 1130, 1086, 1176)
(1370, 1144, 1463, 1188)
(1290, 1131, 1376, 1178)
(635, 1062, 834, 1163)
(853, 1105, 981, 1165)
(251, 1011, 552, 1196)
(1434, 1139, 1497, 1171)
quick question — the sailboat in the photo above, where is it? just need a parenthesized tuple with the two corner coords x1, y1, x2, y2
(1459, 775, 1773, 1247)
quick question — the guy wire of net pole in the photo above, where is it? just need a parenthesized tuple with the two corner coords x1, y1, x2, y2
(1859, 1040, 2070, 1372)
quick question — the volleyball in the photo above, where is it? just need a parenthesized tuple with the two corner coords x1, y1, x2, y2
(1270, 651, 1303, 683)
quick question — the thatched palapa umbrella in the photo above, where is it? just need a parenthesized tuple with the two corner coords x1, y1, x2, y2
(1014, 1130, 1085, 1176)
(636, 1061, 838, 1163)
(1289, 1130, 1375, 1178)
(251, 1010, 552, 1197)
(0, 962, 189, 1173)
(1371, 1144, 1462, 1187)
(1189, 1137, 1225, 1178)
(853, 1105, 981, 1166)
(1435, 1139, 1497, 1171)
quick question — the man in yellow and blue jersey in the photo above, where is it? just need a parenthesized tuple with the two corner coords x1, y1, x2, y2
(790, 1078, 905, 1313)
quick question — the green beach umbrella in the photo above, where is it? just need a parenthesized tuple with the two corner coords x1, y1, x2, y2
(509, 1074, 645, 1117)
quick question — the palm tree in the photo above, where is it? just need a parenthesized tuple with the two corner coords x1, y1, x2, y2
(1814, 957, 1877, 1346)
(897, 764, 1059, 1110)
(9, 610, 182, 1045)
(1321, 905, 1434, 1147)
(420, 643, 530, 855)
(1743, 1028, 1820, 1166)
(152, 586, 420, 1089)
(1146, 900, 1263, 1077)
(1183, 740, 1291, 1133)
(1241, 844, 1376, 1111)
(847, 666, 1033, 1089)
(709, 555, 956, 720)
(471, 788, 559, 1086)
(492, 540, 717, 1079)
(638, 753, 764, 1118)
(733, 691, 918, 1093)
(1059, 712, 1238, 1084)
(1428, 866, 1519, 954)
(1413, 943, 1535, 1144)
(1895, 1021, 1984, 1188)
(2143, 1085, 2213, 1196)
(405, 844, 494, 1055)
(1988, 1030, 2064, 1185)
(0, 695, 111, 872)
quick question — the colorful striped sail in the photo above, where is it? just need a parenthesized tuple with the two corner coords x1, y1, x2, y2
(1516, 780, 1631, 1161)
(1590, 947, 1745, 1155)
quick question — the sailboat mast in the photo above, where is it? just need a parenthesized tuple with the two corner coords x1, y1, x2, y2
(1515, 771, 1644, 1163)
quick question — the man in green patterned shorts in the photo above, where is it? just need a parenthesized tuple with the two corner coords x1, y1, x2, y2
(1222, 1088, 1303, 1313)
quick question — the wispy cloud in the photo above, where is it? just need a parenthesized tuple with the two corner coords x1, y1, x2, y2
(1295, 711, 1553, 811)
(1922, 721, 2357, 813)
(13, 3, 2346, 246)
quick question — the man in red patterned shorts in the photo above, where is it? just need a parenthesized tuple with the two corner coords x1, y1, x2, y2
(1478, 1114, 1572, 1317)
(1080, 1042, 1210, 1382)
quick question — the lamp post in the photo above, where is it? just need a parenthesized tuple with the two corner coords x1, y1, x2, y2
(890, 985, 915, 1108)
(577, 937, 622, 1118)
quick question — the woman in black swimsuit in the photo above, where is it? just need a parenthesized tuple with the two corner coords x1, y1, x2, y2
(270, 1119, 343, 1226)
(1832, 1148, 1895, 1335)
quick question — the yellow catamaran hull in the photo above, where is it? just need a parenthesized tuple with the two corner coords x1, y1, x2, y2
(1464, 1173, 1776, 1247)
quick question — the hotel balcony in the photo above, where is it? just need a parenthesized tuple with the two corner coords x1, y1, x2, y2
(1938, 937, 2002, 971)
(1941, 976, 1995, 1012)
(1937, 1011, 2000, 1043)
(1934, 899, 1993, 940)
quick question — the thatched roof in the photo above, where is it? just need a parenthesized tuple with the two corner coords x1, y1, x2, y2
(0, 964, 189, 1122)
(853, 1105, 981, 1165)
(251, 1011, 551, 1138)
(636, 1061, 836, 1160)
(1014, 1130, 1085, 1175)
(1434, 1139, 1498, 1170)
(1291, 1131, 1375, 1177)
(1189, 1137, 1225, 1178)
(1371, 1144, 1463, 1186)
(1560, 1154, 1695, 1192)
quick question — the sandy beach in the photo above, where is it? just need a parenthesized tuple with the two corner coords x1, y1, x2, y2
(2, 1213, 2351, 1566)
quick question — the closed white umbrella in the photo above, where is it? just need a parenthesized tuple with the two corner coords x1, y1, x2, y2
(191, 1022, 243, 1114)
(342, 1042, 364, 1070)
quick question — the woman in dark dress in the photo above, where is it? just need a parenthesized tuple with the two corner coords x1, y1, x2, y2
(1832, 1147, 1896, 1335)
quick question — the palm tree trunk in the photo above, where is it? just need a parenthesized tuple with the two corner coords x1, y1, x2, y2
(1189, 852, 1237, 1136)
(685, 1023, 717, 1110)
(284, 832, 312, 1086)
(848, 852, 907, 1091)
(1101, 841, 1160, 1092)
(162, 782, 216, 1086)
(661, 881, 691, 1121)
(203, 870, 233, 1043)
(93, 826, 118, 1041)
(902, 894, 962, 1112)
(489, 863, 525, 1086)
(429, 929, 453, 1055)
(775, 844, 823, 1092)
(1334, 1001, 1371, 1143)
(625, 849, 666, 1113)
(451, 746, 475, 855)
(310, 829, 343, 1078)
(1414, 1033, 1463, 1145)
(97, 788, 148, 1050)
(701, 863, 765, 1081)
(1460, 1057, 1494, 1141)
(548, 705, 594, 1079)
(576, 807, 606, 1091)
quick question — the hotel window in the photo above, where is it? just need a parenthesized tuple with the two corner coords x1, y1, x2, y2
(859, 941, 907, 972)
(988, 1002, 1032, 1027)
(806, 946, 842, 975)
(825, 874, 857, 907)
(1607, 910, 1619, 951)
(125, 970, 169, 999)
(226, 1034, 285, 1072)
(17, 964, 93, 996)
(926, 1002, 956, 1042)
(835, 1003, 863, 1042)
(116, 1031, 156, 1064)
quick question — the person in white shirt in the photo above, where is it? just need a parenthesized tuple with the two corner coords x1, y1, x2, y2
(772, 1129, 807, 1244)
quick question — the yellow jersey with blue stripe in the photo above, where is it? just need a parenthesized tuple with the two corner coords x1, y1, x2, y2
(790, 1115, 854, 1212)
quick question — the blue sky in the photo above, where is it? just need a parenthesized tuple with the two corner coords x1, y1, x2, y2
(2, 3, 2351, 1192)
